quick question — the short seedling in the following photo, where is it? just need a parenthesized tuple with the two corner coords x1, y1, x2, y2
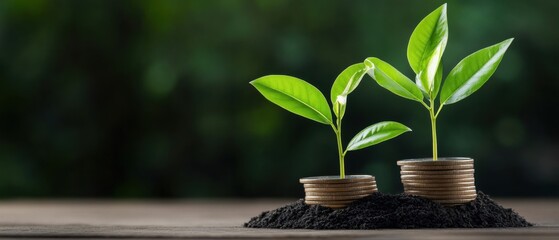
(364, 3, 513, 160)
(251, 63, 411, 178)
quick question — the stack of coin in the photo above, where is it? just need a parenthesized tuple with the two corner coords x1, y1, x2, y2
(397, 158, 476, 205)
(300, 175, 377, 209)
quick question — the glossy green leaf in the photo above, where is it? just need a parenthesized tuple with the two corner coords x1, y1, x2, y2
(440, 38, 514, 105)
(432, 62, 443, 98)
(407, 4, 448, 94)
(250, 75, 332, 124)
(416, 62, 443, 99)
(346, 121, 412, 151)
(330, 63, 367, 118)
(330, 63, 368, 104)
(332, 97, 347, 120)
(365, 57, 423, 102)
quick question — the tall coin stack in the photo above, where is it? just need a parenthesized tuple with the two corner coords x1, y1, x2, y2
(300, 175, 377, 209)
(397, 158, 477, 205)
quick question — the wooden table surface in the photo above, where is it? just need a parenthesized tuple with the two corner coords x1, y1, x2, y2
(0, 198, 557, 239)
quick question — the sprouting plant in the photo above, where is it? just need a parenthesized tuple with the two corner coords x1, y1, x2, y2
(364, 3, 513, 160)
(250, 63, 411, 178)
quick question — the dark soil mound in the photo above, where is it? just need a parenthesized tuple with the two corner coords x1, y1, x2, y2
(244, 192, 531, 229)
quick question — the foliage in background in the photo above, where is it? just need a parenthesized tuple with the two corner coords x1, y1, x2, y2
(0, 0, 557, 197)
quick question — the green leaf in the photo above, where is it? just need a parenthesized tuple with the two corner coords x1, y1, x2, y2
(365, 57, 423, 102)
(433, 62, 443, 98)
(440, 38, 514, 105)
(250, 75, 333, 124)
(416, 62, 443, 99)
(330, 63, 367, 118)
(333, 98, 347, 120)
(346, 121, 412, 151)
(407, 4, 448, 94)
(330, 63, 368, 104)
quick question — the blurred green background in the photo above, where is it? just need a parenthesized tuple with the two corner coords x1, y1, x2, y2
(0, 0, 557, 198)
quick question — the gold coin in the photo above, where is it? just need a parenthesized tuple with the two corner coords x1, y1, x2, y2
(400, 169, 474, 175)
(402, 180, 475, 186)
(305, 202, 350, 208)
(400, 164, 473, 171)
(401, 174, 474, 180)
(406, 193, 478, 200)
(411, 196, 478, 201)
(305, 194, 371, 201)
(417, 194, 478, 200)
(420, 194, 478, 200)
(402, 181, 475, 188)
(304, 185, 377, 193)
(401, 177, 475, 183)
(321, 205, 347, 208)
(397, 158, 473, 166)
(305, 189, 376, 197)
(431, 198, 477, 204)
(406, 190, 477, 196)
(404, 186, 476, 191)
(303, 181, 376, 189)
(305, 200, 354, 205)
(305, 203, 349, 208)
(300, 175, 374, 184)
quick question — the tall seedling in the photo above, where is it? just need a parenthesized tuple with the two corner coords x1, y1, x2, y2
(365, 4, 513, 160)
(251, 63, 411, 178)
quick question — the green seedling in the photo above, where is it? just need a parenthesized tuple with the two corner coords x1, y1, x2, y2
(364, 3, 513, 160)
(251, 63, 411, 178)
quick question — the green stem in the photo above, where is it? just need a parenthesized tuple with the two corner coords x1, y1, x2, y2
(435, 104, 444, 118)
(420, 100, 430, 110)
(335, 116, 345, 179)
(429, 100, 438, 161)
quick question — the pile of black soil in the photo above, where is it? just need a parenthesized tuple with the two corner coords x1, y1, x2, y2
(244, 192, 532, 229)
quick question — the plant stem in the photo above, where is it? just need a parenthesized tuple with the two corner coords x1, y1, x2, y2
(334, 117, 345, 179)
(429, 100, 438, 161)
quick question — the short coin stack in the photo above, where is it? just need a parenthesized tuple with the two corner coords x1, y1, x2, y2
(300, 175, 377, 209)
(397, 158, 477, 205)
